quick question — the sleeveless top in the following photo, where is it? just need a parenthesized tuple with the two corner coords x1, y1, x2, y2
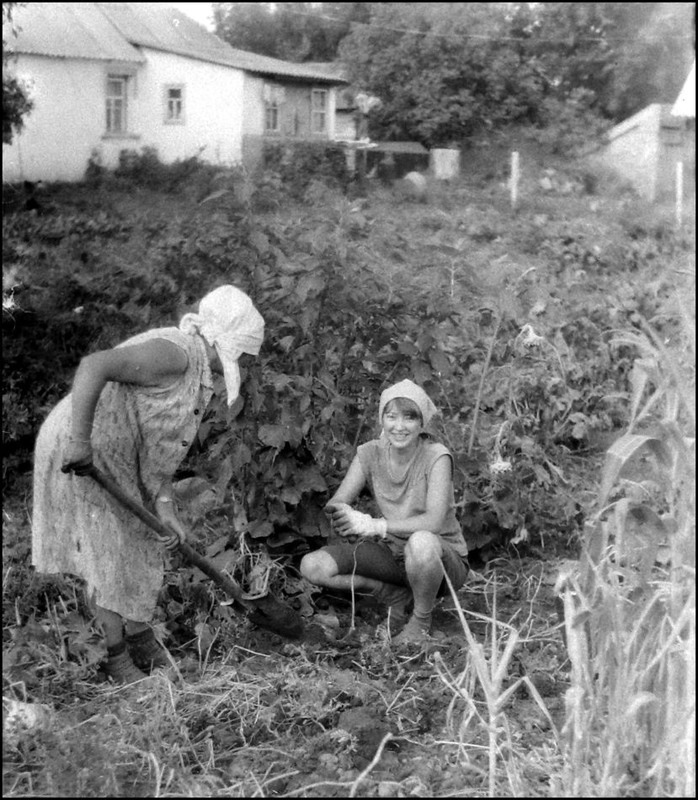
(356, 437, 468, 559)
(31, 327, 213, 620)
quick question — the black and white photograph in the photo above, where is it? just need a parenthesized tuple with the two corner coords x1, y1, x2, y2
(3, 2, 694, 796)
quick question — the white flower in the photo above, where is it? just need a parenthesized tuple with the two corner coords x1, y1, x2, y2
(490, 458, 512, 474)
(516, 324, 545, 350)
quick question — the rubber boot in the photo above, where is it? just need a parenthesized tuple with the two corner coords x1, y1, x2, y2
(125, 628, 171, 672)
(103, 642, 148, 684)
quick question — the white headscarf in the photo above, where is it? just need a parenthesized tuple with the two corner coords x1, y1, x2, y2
(378, 379, 439, 427)
(179, 285, 264, 406)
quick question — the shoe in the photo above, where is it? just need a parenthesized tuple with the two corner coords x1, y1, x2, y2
(391, 615, 431, 648)
(373, 583, 412, 633)
(125, 628, 171, 672)
(103, 644, 149, 684)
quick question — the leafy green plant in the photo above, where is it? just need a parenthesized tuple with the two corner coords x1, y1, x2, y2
(261, 140, 350, 199)
(556, 309, 695, 796)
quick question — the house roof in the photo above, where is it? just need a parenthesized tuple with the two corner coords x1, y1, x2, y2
(671, 60, 695, 118)
(305, 62, 356, 109)
(4, 2, 346, 83)
(3, 2, 144, 62)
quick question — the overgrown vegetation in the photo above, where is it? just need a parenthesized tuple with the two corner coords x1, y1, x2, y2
(2, 143, 694, 796)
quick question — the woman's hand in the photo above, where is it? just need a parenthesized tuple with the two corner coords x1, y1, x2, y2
(155, 498, 188, 551)
(325, 503, 387, 539)
(61, 439, 94, 476)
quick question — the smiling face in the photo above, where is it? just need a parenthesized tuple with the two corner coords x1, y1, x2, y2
(381, 398, 423, 452)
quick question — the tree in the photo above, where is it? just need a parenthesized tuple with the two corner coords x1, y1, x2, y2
(517, 2, 694, 120)
(3, 2, 33, 144)
(339, 3, 545, 146)
(212, 2, 371, 62)
(338, 2, 693, 148)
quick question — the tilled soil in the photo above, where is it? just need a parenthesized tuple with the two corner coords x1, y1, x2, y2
(202, 552, 572, 797)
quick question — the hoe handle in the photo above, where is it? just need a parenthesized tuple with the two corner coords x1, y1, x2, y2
(84, 464, 250, 608)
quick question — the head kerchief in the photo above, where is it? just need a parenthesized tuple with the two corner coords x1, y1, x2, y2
(378, 379, 439, 428)
(179, 285, 264, 406)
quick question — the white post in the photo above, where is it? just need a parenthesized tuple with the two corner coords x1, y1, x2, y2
(511, 151, 519, 210)
(675, 161, 684, 227)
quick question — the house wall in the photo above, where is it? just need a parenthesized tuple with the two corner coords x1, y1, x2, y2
(655, 112, 695, 200)
(134, 49, 245, 167)
(589, 103, 695, 202)
(335, 111, 358, 141)
(593, 104, 662, 201)
(241, 75, 337, 170)
(3, 54, 112, 183)
(2, 50, 245, 183)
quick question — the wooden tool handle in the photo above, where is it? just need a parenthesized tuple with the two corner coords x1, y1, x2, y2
(84, 464, 249, 607)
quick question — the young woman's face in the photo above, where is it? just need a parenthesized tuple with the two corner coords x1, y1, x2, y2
(382, 400, 423, 451)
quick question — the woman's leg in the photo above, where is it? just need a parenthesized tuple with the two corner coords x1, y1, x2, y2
(300, 544, 412, 628)
(96, 606, 125, 648)
(95, 605, 149, 683)
(404, 530, 444, 619)
(393, 531, 444, 643)
(300, 549, 386, 594)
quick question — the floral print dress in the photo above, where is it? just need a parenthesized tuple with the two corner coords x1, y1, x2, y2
(32, 328, 213, 621)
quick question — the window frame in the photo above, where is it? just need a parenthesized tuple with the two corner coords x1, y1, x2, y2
(264, 82, 285, 134)
(311, 88, 328, 135)
(105, 74, 128, 135)
(164, 83, 185, 125)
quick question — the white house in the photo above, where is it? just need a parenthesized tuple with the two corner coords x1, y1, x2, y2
(671, 60, 695, 119)
(305, 62, 359, 141)
(2, 2, 346, 183)
(590, 103, 695, 202)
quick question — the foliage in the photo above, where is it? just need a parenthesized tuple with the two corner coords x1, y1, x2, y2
(213, 2, 371, 62)
(2, 2, 34, 144)
(522, 2, 695, 121)
(338, 2, 692, 149)
(339, 3, 545, 147)
(2, 135, 694, 797)
(527, 88, 610, 157)
(259, 140, 351, 200)
(557, 307, 695, 796)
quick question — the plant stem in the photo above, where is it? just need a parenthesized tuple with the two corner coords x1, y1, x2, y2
(468, 314, 502, 456)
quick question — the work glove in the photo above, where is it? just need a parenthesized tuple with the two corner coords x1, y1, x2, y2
(61, 439, 94, 476)
(326, 502, 388, 540)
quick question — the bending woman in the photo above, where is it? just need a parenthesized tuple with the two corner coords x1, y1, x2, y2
(32, 285, 264, 683)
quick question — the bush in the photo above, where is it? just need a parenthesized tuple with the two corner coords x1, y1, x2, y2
(528, 89, 610, 157)
(261, 140, 350, 199)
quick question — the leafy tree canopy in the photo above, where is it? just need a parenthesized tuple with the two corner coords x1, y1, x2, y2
(212, 2, 371, 62)
(523, 2, 694, 120)
(337, 2, 693, 147)
(339, 3, 546, 146)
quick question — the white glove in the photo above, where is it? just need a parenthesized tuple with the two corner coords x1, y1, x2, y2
(328, 503, 388, 539)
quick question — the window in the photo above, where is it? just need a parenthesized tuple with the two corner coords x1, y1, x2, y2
(311, 89, 328, 134)
(264, 83, 285, 133)
(106, 75, 127, 134)
(165, 85, 184, 123)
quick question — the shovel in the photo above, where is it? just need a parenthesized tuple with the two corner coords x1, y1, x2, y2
(83, 464, 304, 639)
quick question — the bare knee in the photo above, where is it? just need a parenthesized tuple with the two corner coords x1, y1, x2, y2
(405, 530, 443, 564)
(300, 550, 338, 585)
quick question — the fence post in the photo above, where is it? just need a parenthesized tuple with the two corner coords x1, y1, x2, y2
(510, 151, 519, 210)
(675, 161, 684, 227)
